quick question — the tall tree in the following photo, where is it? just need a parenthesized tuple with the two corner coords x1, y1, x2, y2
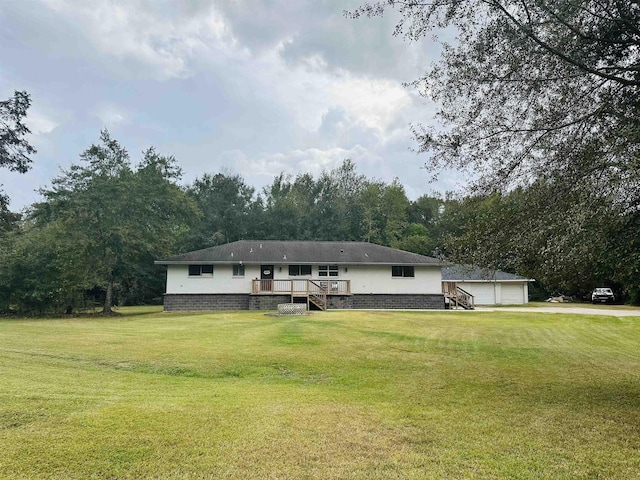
(408, 195, 443, 229)
(0, 91, 34, 174)
(381, 179, 410, 246)
(311, 160, 366, 241)
(32, 130, 196, 314)
(260, 160, 368, 242)
(185, 172, 254, 250)
(325, 159, 367, 241)
(261, 173, 310, 240)
(360, 181, 385, 243)
(394, 194, 444, 255)
(0, 91, 36, 230)
(393, 222, 434, 256)
(357, 179, 410, 246)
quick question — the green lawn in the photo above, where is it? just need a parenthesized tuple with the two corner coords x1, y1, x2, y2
(1, 308, 639, 479)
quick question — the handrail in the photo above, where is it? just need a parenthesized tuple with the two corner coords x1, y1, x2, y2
(308, 280, 327, 310)
(456, 286, 473, 297)
(252, 279, 350, 295)
(455, 286, 474, 310)
(442, 282, 475, 310)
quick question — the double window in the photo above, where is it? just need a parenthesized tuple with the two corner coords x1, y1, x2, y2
(289, 265, 312, 276)
(318, 265, 339, 277)
(392, 266, 414, 278)
(188, 265, 214, 276)
(233, 264, 245, 277)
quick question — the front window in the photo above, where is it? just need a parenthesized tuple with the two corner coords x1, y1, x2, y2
(288, 265, 312, 276)
(233, 264, 245, 277)
(189, 265, 214, 276)
(392, 266, 414, 278)
(318, 265, 339, 277)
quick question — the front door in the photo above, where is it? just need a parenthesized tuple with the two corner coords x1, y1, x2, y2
(260, 265, 274, 292)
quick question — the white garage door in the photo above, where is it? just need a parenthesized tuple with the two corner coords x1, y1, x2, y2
(459, 283, 496, 305)
(501, 283, 525, 305)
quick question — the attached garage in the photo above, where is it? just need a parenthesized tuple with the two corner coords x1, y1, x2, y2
(442, 265, 532, 306)
(501, 283, 526, 305)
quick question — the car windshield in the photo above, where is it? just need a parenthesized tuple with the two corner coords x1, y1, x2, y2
(595, 288, 613, 294)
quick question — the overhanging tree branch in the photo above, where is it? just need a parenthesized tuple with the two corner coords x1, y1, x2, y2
(484, 1, 640, 86)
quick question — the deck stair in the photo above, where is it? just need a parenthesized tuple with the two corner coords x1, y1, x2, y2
(252, 279, 342, 311)
(307, 280, 327, 311)
(442, 282, 475, 310)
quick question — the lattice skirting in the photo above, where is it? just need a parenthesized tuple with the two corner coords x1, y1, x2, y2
(277, 303, 307, 315)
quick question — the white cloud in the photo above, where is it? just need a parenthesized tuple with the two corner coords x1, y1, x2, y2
(23, 107, 61, 160)
(237, 44, 416, 143)
(26, 110, 58, 136)
(224, 145, 372, 182)
(94, 103, 129, 128)
(328, 76, 412, 133)
(38, 0, 235, 80)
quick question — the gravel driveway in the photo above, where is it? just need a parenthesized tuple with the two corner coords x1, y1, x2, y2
(475, 306, 640, 316)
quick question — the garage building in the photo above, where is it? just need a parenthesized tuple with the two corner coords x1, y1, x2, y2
(442, 265, 533, 306)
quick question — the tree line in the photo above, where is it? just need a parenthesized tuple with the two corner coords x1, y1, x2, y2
(0, 128, 636, 315)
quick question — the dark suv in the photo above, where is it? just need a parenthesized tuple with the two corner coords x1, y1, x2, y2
(591, 287, 615, 304)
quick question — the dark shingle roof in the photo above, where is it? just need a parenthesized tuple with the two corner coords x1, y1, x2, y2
(156, 240, 441, 266)
(442, 264, 531, 282)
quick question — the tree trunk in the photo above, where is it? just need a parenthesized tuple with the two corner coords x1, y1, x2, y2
(103, 280, 114, 315)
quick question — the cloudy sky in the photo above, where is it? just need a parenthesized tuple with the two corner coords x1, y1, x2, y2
(1, 0, 463, 211)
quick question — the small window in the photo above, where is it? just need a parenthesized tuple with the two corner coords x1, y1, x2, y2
(318, 265, 339, 277)
(392, 266, 414, 278)
(189, 265, 214, 276)
(233, 264, 245, 277)
(289, 265, 312, 276)
(201, 265, 214, 275)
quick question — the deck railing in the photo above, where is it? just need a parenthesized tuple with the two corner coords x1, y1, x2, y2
(251, 279, 351, 295)
(442, 281, 475, 310)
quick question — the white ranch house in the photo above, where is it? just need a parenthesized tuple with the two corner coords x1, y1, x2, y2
(157, 240, 445, 311)
(156, 240, 532, 311)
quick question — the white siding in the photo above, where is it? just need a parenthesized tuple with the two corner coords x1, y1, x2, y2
(166, 264, 442, 295)
(501, 283, 526, 305)
(166, 264, 259, 294)
(347, 265, 442, 294)
(494, 283, 502, 304)
(458, 282, 496, 305)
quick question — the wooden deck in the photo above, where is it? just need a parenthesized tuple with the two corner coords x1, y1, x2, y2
(251, 279, 351, 310)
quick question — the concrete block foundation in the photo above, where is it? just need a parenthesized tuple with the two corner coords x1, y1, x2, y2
(164, 293, 445, 311)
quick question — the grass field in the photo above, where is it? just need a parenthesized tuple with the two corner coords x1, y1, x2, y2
(1, 307, 639, 479)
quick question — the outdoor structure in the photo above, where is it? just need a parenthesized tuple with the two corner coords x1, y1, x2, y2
(441, 264, 533, 306)
(156, 240, 444, 311)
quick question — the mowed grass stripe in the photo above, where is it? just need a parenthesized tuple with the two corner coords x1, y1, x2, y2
(0, 308, 639, 479)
